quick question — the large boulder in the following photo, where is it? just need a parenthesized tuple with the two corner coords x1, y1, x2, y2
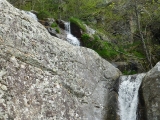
(0, 0, 121, 120)
(141, 62, 160, 120)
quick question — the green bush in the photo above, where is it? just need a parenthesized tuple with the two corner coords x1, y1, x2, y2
(81, 33, 93, 47)
(81, 33, 118, 59)
(93, 34, 100, 41)
(51, 23, 58, 28)
(81, 33, 90, 41)
(81, 33, 102, 48)
(70, 17, 86, 32)
(123, 70, 137, 75)
(37, 10, 51, 20)
(95, 42, 118, 59)
(55, 27, 60, 33)
(133, 51, 145, 58)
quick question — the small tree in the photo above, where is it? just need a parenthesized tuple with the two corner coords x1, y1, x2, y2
(134, 0, 153, 68)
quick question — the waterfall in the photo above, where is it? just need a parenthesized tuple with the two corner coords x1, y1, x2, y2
(64, 22, 80, 46)
(22, 10, 38, 21)
(118, 73, 145, 120)
(64, 22, 71, 34)
(26, 11, 38, 21)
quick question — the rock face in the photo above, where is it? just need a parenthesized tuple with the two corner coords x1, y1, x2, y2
(0, 0, 121, 120)
(112, 61, 144, 74)
(141, 62, 160, 120)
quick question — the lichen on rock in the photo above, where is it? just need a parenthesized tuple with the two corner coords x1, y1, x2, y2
(0, 0, 121, 119)
(141, 62, 160, 120)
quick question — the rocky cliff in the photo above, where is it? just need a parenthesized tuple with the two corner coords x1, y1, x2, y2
(141, 62, 160, 120)
(0, 0, 121, 120)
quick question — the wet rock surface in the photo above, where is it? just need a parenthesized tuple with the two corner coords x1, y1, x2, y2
(0, 0, 121, 120)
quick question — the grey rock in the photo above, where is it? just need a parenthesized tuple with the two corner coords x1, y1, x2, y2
(0, 0, 121, 120)
(46, 27, 67, 41)
(46, 27, 59, 37)
(56, 19, 66, 30)
(141, 62, 160, 120)
(112, 61, 144, 74)
(44, 18, 55, 26)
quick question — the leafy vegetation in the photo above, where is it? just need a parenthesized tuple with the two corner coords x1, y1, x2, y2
(37, 10, 52, 20)
(51, 23, 58, 28)
(55, 27, 60, 33)
(123, 70, 137, 75)
(8, 0, 160, 71)
(70, 17, 86, 32)
(81, 33, 118, 59)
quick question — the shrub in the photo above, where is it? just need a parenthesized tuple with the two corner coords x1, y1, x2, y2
(93, 34, 100, 40)
(81, 33, 92, 47)
(82, 34, 99, 48)
(95, 42, 118, 59)
(37, 10, 51, 20)
(133, 51, 145, 58)
(55, 27, 60, 33)
(51, 23, 58, 28)
(81, 33, 90, 41)
(123, 70, 137, 75)
(81, 33, 118, 59)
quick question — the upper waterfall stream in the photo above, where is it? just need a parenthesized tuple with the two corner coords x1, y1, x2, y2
(21, 10, 38, 21)
(64, 22, 80, 46)
(118, 73, 145, 120)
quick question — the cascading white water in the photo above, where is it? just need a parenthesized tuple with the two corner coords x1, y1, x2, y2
(118, 73, 145, 120)
(64, 22, 80, 46)
(26, 11, 38, 21)
(64, 22, 71, 33)
(22, 10, 38, 21)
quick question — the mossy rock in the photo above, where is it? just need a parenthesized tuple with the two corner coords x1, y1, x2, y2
(70, 17, 86, 32)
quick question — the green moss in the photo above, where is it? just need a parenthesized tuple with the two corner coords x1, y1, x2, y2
(70, 17, 86, 32)
(37, 10, 51, 20)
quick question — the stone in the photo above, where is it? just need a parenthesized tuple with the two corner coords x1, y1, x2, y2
(44, 18, 55, 26)
(0, 0, 121, 120)
(45, 26, 67, 41)
(46, 27, 58, 37)
(1, 85, 7, 91)
(70, 22, 83, 39)
(56, 19, 65, 30)
(39, 20, 50, 26)
(141, 62, 160, 120)
(112, 61, 144, 74)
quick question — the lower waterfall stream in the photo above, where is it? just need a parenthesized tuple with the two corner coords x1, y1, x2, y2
(118, 73, 145, 120)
